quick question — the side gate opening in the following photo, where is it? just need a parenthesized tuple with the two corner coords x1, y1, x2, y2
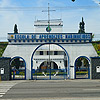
(31, 43, 70, 80)
(75, 56, 90, 79)
(10, 56, 26, 80)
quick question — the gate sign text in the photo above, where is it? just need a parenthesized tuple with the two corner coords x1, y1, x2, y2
(8, 33, 92, 43)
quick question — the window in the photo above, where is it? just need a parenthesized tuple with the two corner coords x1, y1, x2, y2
(54, 51, 58, 55)
(47, 51, 51, 55)
(40, 51, 43, 55)
(47, 51, 49, 55)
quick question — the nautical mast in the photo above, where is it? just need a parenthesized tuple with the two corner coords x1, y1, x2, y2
(42, 3, 55, 79)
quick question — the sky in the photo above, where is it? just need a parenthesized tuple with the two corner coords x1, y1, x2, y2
(0, 0, 100, 41)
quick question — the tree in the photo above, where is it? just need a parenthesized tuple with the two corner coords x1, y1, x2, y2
(92, 34, 94, 39)
(76, 58, 82, 68)
(13, 58, 20, 70)
(83, 58, 89, 68)
(14, 24, 18, 33)
(97, 44, 100, 51)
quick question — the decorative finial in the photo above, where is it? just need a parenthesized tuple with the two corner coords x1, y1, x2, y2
(72, 0, 75, 2)
(14, 24, 18, 34)
(82, 17, 84, 22)
(78, 17, 85, 33)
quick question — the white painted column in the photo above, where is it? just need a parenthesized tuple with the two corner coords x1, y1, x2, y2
(26, 58, 31, 79)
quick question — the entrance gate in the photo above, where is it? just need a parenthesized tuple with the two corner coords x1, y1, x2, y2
(10, 57, 26, 80)
(32, 69, 67, 80)
(32, 61, 67, 80)
(75, 56, 90, 79)
(31, 43, 69, 80)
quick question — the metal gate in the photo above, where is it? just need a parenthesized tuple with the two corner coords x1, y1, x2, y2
(75, 56, 90, 79)
(75, 67, 90, 79)
(10, 57, 26, 80)
(32, 69, 67, 80)
(11, 68, 26, 80)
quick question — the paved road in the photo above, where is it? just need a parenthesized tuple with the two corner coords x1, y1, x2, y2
(0, 81, 18, 98)
(1, 80, 100, 100)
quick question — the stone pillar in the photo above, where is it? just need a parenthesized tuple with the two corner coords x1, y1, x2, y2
(91, 57, 100, 79)
(0, 57, 11, 81)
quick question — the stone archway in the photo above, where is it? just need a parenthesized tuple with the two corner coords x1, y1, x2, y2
(31, 43, 70, 80)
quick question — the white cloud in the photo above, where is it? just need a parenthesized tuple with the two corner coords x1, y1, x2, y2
(93, 0, 100, 5)
(0, 0, 10, 7)
(0, 0, 25, 41)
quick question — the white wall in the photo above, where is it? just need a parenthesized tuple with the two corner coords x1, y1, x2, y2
(3, 43, 98, 79)
(62, 43, 98, 79)
(34, 20, 63, 33)
(34, 26, 63, 33)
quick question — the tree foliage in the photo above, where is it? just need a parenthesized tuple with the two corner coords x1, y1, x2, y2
(0, 42, 8, 57)
(92, 42, 100, 56)
(11, 58, 20, 70)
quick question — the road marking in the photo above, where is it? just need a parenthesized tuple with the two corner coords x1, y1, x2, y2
(0, 89, 9, 92)
(84, 89, 100, 91)
(0, 95, 3, 97)
(0, 93, 5, 95)
(0, 82, 18, 98)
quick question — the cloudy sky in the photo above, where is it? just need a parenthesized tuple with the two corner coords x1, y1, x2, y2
(0, 0, 100, 41)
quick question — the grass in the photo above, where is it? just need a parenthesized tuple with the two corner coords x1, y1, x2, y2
(76, 71, 88, 75)
(92, 42, 100, 56)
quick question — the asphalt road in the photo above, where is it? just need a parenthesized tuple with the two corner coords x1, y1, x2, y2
(1, 80, 100, 100)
